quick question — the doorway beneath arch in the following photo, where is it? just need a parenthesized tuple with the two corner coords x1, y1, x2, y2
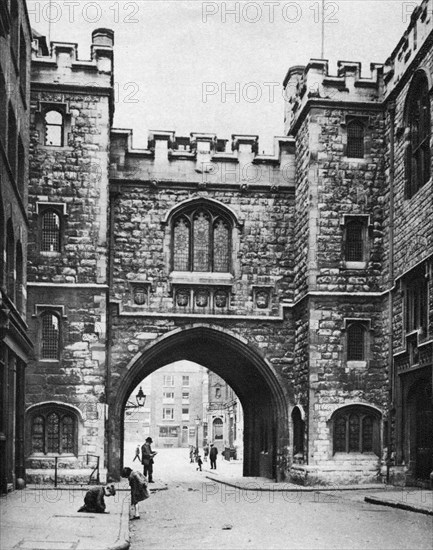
(108, 325, 290, 480)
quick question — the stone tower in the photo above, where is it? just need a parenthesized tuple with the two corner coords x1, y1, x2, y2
(25, 29, 114, 483)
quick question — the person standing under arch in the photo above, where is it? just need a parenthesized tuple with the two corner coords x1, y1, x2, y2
(141, 437, 157, 483)
(209, 444, 218, 470)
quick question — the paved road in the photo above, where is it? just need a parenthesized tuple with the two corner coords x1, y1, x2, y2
(128, 448, 432, 550)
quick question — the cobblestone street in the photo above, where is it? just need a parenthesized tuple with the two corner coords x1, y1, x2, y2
(128, 448, 432, 550)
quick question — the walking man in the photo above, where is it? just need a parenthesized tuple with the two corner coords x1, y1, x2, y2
(141, 437, 157, 483)
(209, 443, 218, 470)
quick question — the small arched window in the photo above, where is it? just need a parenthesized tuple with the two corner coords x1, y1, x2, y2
(44, 110, 64, 147)
(41, 312, 60, 360)
(347, 323, 366, 361)
(346, 120, 365, 158)
(405, 72, 431, 198)
(332, 405, 380, 454)
(29, 406, 77, 455)
(41, 210, 61, 252)
(172, 205, 232, 273)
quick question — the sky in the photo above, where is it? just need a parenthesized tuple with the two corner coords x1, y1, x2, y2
(26, 0, 421, 152)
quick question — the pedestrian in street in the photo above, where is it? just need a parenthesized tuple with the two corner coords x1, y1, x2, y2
(209, 443, 218, 470)
(141, 437, 157, 483)
(133, 444, 140, 462)
(189, 445, 194, 463)
(196, 455, 203, 471)
(77, 484, 116, 513)
(203, 444, 209, 462)
(121, 467, 150, 520)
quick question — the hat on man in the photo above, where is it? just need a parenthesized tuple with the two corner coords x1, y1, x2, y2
(146, 437, 153, 443)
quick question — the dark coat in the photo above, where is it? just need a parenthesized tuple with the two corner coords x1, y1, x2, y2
(209, 446, 218, 459)
(78, 486, 106, 513)
(129, 470, 150, 505)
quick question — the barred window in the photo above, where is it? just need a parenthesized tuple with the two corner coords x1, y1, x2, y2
(29, 408, 76, 454)
(347, 323, 366, 361)
(172, 204, 232, 273)
(347, 120, 364, 158)
(405, 72, 431, 198)
(41, 312, 60, 360)
(41, 210, 61, 252)
(333, 406, 379, 454)
(345, 220, 364, 262)
(45, 110, 64, 147)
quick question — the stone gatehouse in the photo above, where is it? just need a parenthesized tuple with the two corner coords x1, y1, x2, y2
(24, 0, 433, 487)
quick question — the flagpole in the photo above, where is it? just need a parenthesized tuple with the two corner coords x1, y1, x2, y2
(321, 0, 325, 59)
(48, 0, 52, 46)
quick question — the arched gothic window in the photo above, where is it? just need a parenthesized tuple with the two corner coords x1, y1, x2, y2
(332, 406, 380, 454)
(29, 406, 77, 455)
(172, 206, 231, 273)
(41, 210, 61, 252)
(346, 120, 365, 158)
(41, 312, 60, 360)
(44, 110, 64, 147)
(405, 72, 431, 198)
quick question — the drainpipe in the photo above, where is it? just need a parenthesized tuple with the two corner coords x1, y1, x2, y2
(105, 189, 118, 477)
(387, 101, 396, 482)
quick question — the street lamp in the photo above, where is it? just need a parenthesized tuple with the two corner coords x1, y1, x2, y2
(195, 415, 200, 451)
(125, 386, 146, 410)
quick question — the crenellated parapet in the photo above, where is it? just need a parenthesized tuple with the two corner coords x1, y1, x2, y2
(110, 129, 296, 189)
(31, 28, 114, 89)
(383, 0, 433, 97)
(283, 60, 384, 134)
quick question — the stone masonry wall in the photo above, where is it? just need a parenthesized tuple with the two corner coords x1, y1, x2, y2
(111, 186, 295, 315)
(26, 286, 106, 472)
(27, 91, 110, 284)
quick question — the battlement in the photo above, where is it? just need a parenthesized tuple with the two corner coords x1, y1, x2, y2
(383, 0, 433, 96)
(283, 60, 384, 134)
(110, 129, 295, 188)
(31, 28, 114, 88)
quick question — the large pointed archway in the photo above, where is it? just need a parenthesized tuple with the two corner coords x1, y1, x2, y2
(107, 325, 291, 480)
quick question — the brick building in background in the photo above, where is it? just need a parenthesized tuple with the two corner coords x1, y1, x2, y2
(123, 361, 208, 450)
(0, 0, 32, 493)
(20, 0, 433, 487)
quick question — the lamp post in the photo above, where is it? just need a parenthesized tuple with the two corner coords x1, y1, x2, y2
(195, 415, 200, 451)
(125, 386, 146, 410)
